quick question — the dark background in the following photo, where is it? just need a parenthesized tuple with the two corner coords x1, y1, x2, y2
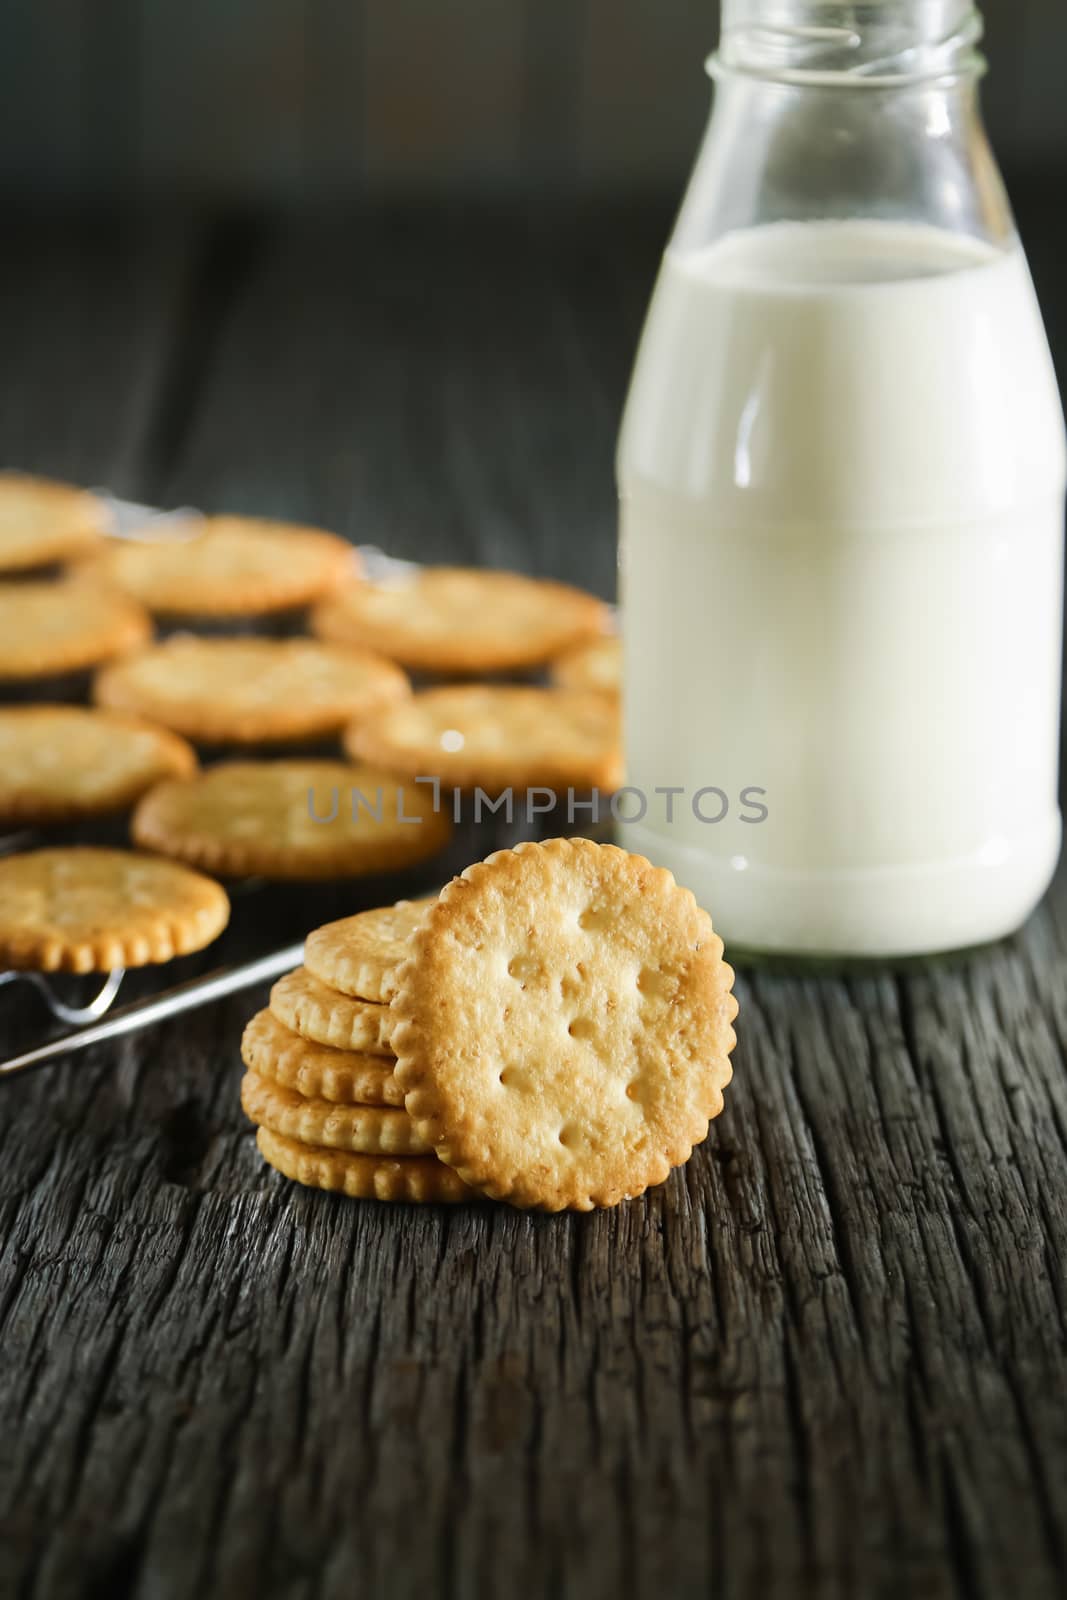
(0, 0, 1063, 207)
(3, 10, 1067, 1600)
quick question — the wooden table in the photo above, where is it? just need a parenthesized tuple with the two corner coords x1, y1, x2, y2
(1, 200, 1066, 1600)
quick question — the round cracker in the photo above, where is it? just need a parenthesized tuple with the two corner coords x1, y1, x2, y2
(0, 472, 107, 573)
(391, 837, 737, 1211)
(131, 759, 452, 880)
(255, 1126, 476, 1204)
(0, 846, 230, 972)
(550, 635, 621, 697)
(0, 576, 151, 681)
(304, 897, 436, 1002)
(311, 566, 608, 674)
(84, 515, 356, 617)
(94, 635, 410, 746)
(344, 685, 623, 793)
(241, 1009, 404, 1105)
(0, 706, 197, 826)
(241, 1070, 432, 1155)
(270, 966, 395, 1054)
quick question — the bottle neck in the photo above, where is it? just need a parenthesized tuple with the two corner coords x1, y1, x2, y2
(713, 0, 986, 88)
(672, 0, 1012, 256)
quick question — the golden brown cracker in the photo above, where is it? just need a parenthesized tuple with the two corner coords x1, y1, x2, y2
(254, 1125, 477, 1203)
(131, 760, 452, 880)
(0, 472, 107, 572)
(0, 705, 196, 826)
(0, 846, 229, 972)
(311, 565, 608, 674)
(390, 837, 736, 1210)
(241, 1008, 404, 1105)
(0, 575, 151, 681)
(270, 966, 395, 1054)
(94, 635, 409, 745)
(241, 1069, 432, 1155)
(303, 897, 436, 1002)
(344, 685, 623, 792)
(85, 515, 355, 617)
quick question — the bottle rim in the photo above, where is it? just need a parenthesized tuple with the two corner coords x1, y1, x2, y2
(707, 12, 987, 90)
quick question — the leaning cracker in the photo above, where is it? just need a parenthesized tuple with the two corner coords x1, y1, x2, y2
(241, 1070, 432, 1155)
(95, 635, 409, 745)
(550, 635, 621, 698)
(131, 760, 451, 880)
(0, 472, 108, 572)
(391, 837, 736, 1211)
(241, 1009, 404, 1105)
(0, 706, 196, 826)
(0, 846, 229, 972)
(0, 576, 151, 681)
(312, 566, 608, 674)
(345, 685, 623, 793)
(270, 966, 395, 1054)
(84, 514, 356, 617)
(255, 1126, 476, 1204)
(304, 897, 436, 1002)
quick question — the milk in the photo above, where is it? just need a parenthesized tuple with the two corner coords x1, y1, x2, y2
(617, 221, 1066, 956)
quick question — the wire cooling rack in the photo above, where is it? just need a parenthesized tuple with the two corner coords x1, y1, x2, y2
(0, 495, 435, 1080)
(0, 943, 306, 1080)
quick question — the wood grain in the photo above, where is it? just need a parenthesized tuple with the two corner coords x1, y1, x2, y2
(0, 220, 196, 499)
(0, 209, 1065, 1600)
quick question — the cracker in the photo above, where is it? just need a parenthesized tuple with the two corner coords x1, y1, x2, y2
(0, 576, 151, 681)
(131, 759, 452, 880)
(270, 966, 395, 1054)
(0, 472, 107, 572)
(84, 515, 356, 617)
(344, 685, 623, 793)
(255, 1126, 476, 1204)
(304, 897, 436, 1002)
(390, 837, 736, 1211)
(241, 1070, 432, 1155)
(241, 1009, 404, 1104)
(0, 846, 230, 972)
(94, 635, 409, 746)
(311, 566, 608, 674)
(550, 635, 621, 697)
(0, 706, 196, 826)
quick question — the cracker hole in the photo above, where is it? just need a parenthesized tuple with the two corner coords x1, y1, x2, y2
(637, 965, 676, 1001)
(578, 905, 614, 933)
(625, 1079, 651, 1106)
(499, 1066, 525, 1090)
(507, 954, 540, 983)
(567, 1017, 596, 1041)
(558, 1124, 580, 1148)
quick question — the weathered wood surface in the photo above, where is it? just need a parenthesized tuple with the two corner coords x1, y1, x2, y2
(1, 206, 1067, 1600)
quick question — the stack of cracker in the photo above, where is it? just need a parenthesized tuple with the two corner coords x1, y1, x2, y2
(240, 899, 476, 1202)
(242, 838, 738, 1212)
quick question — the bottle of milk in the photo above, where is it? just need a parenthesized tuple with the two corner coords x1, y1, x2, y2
(617, 0, 1067, 957)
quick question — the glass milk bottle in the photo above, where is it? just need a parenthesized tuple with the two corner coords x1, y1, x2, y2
(617, 0, 1066, 957)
